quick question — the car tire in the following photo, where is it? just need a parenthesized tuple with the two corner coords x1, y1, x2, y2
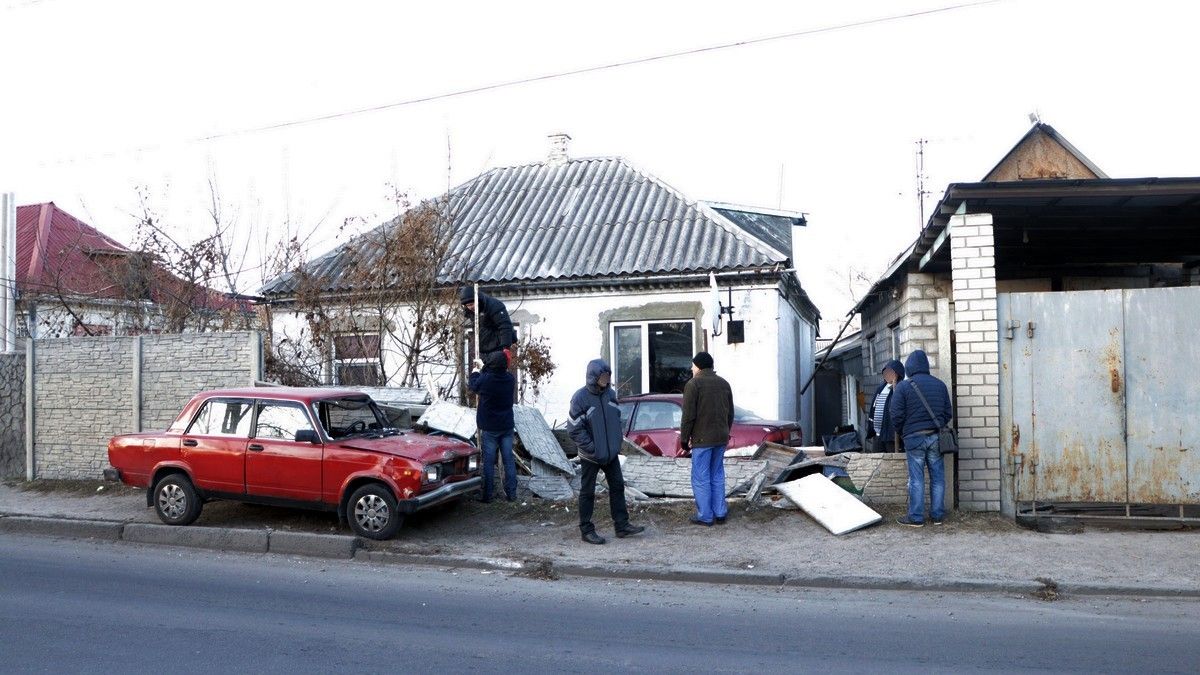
(347, 484, 403, 540)
(153, 473, 202, 526)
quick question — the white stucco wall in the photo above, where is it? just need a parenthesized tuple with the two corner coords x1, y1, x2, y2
(268, 281, 818, 429)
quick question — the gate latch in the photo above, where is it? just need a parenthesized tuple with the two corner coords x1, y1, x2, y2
(1026, 321, 1036, 338)
(1005, 320, 1021, 340)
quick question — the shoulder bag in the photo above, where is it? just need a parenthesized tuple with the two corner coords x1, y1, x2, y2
(909, 382, 958, 455)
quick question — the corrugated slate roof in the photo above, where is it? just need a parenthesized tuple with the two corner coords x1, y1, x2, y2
(261, 157, 791, 296)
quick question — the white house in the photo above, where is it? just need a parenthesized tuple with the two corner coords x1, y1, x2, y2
(261, 138, 821, 438)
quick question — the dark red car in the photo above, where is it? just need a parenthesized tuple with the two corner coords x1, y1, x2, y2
(616, 393, 803, 457)
(106, 387, 481, 540)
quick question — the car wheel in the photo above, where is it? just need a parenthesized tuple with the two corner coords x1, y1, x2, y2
(153, 473, 202, 526)
(348, 484, 403, 540)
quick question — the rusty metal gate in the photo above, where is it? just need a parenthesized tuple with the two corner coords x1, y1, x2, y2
(999, 287, 1200, 521)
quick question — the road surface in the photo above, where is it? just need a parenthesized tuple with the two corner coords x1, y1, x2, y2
(2, 534, 1198, 673)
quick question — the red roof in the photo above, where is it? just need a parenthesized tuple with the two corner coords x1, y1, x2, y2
(15, 202, 250, 313)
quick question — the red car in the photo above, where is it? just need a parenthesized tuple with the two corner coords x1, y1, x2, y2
(616, 393, 803, 457)
(105, 387, 481, 540)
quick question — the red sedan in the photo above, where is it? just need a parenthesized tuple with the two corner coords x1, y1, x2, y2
(616, 393, 803, 457)
(106, 387, 481, 540)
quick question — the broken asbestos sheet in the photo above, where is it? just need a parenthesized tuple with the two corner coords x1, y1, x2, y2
(513, 406, 575, 476)
(777, 474, 882, 535)
(416, 401, 477, 441)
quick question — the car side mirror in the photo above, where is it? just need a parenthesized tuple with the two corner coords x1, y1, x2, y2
(295, 429, 321, 444)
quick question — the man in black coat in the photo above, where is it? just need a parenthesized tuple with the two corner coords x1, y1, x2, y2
(460, 287, 517, 356)
(468, 351, 516, 503)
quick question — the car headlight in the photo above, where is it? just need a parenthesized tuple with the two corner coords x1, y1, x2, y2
(424, 464, 441, 482)
(467, 454, 479, 472)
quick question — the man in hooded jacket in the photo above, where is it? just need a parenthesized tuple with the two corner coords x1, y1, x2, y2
(890, 349, 953, 527)
(459, 287, 517, 356)
(468, 351, 516, 503)
(866, 359, 905, 452)
(567, 359, 645, 545)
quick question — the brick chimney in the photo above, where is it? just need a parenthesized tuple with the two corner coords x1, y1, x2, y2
(547, 133, 572, 165)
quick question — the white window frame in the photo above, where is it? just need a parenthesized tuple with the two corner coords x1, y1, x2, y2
(609, 319, 695, 396)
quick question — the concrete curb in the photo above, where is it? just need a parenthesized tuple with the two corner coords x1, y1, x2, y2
(3, 510, 1199, 598)
(269, 531, 358, 559)
(123, 523, 269, 553)
(0, 515, 124, 541)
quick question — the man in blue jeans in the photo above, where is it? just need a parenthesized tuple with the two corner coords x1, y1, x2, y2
(468, 351, 516, 502)
(679, 352, 734, 526)
(889, 349, 953, 527)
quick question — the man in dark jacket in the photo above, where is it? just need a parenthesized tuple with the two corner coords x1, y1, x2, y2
(890, 349, 953, 527)
(567, 359, 644, 544)
(468, 351, 516, 502)
(680, 352, 734, 526)
(460, 287, 517, 356)
(866, 359, 905, 452)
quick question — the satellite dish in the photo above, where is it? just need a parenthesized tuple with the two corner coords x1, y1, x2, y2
(708, 273, 722, 336)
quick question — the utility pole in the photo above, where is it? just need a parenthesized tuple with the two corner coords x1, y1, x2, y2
(915, 138, 930, 231)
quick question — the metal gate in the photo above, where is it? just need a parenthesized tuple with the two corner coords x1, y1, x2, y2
(999, 287, 1200, 521)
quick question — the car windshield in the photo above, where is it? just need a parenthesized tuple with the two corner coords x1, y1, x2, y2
(313, 396, 392, 440)
(733, 405, 764, 422)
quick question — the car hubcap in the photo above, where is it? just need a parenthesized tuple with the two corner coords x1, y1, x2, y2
(354, 494, 389, 532)
(159, 484, 186, 519)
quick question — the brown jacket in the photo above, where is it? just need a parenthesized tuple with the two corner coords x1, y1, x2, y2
(680, 369, 734, 448)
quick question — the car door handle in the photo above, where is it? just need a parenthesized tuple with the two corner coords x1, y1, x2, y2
(182, 439, 198, 447)
(248, 444, 264, 452)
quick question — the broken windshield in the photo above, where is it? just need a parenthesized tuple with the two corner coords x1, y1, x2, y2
(313, 396, 392, 440)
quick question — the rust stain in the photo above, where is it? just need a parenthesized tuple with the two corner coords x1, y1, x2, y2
(1110, 368, 1121, 393)
(1103, 330, 1123, 395)
(1129, 444, 1200, 503)
(1011, 424, 1021, 452)
(1041, 437, 1126, 502)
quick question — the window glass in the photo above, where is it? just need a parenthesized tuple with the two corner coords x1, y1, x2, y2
(733, 405, 764, 422)
(648, 322, 692, 394)
(314, 397, 386, 439)
(613, 325, 643, 398)
(255, 401, 315, 440)
(186, 399, 253, 437)
(632, 401, 682, 431)
(617, 402, 636, 430)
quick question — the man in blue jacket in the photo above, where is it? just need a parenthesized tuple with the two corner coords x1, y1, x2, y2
(468, 351, 516, 502)
(890, 349, 953, 527)
(567, 359, 645, 545)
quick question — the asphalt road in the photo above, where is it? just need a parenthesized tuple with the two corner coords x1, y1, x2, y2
(2, 534, 1198, 674)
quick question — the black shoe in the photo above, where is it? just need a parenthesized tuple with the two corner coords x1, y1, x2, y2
(896, 516, 924, 528)
(714, 516, 727, 525)
(615, 524, 645, 538)
(581, 531, 606, 545)
(479, 496, 493, 504)
(689, 516, 713, 527)
(932, 518, 944, 525)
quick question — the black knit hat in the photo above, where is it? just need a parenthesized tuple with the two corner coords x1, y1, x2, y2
(692, 352, 714, 370)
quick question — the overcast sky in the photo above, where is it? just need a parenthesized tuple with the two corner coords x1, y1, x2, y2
(3, 0, 1198, 334)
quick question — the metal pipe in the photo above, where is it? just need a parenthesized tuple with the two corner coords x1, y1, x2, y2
(1, 193, 13, 352)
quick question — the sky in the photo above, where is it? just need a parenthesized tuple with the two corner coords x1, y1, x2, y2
(3, 0, 1199, 335)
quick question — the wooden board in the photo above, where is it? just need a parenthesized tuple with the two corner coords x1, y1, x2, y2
(776, 474, 882, 535)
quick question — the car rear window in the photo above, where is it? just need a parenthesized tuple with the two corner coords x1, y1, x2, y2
(187, 399, 254, 437)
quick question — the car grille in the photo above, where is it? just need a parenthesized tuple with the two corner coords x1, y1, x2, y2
(440, 457, 468, 477)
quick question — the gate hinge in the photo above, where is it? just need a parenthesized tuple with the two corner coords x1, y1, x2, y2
(1026, 321, 1036, 339)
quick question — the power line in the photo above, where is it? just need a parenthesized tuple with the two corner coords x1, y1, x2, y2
(37, 0, 1004, 166)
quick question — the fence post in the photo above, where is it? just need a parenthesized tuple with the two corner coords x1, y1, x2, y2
(132, 335, 143, 433)
(250, 331, 262, 385)
(24, 337, 34, 481)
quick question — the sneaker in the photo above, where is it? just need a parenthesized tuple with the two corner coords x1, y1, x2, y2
(615, 524, 645, 538)
(932, 518, 944, 525)
(714, 516, 727, 525)
(896, 516, 924, 528)
(581, 531, 607, 545)
(689, 516, 714, 527)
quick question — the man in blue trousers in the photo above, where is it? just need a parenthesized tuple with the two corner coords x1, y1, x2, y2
(468, 351, 516, 503)
(890, 349, 953, 527)
(679, 352, 734, 526)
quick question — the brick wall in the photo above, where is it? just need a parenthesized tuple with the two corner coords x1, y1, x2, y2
(29, 332, 262, 479)
(859, 272, 950, 393)
(0, 352, 26, 478)
(949, 214, 1001, 511)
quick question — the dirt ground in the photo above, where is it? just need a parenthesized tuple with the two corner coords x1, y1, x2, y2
(3, 479, 1198, 591)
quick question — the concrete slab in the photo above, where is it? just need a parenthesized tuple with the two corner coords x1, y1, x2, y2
(269, 530, 357, 558)
(777, 474, 882, 535)
(0, 515, 123, 540)
(122, 523, 269, 552)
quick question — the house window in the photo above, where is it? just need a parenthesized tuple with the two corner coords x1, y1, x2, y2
(888, 320, 901, 360)
(334, 334, 383, 386)
(610, 320, 694, 398)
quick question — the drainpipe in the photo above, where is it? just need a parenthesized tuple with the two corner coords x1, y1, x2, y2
(1, 193, 14, 352)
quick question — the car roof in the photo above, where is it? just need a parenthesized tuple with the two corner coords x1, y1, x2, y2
(194, 386, 371, 404)
(618, 393, 682, 402)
